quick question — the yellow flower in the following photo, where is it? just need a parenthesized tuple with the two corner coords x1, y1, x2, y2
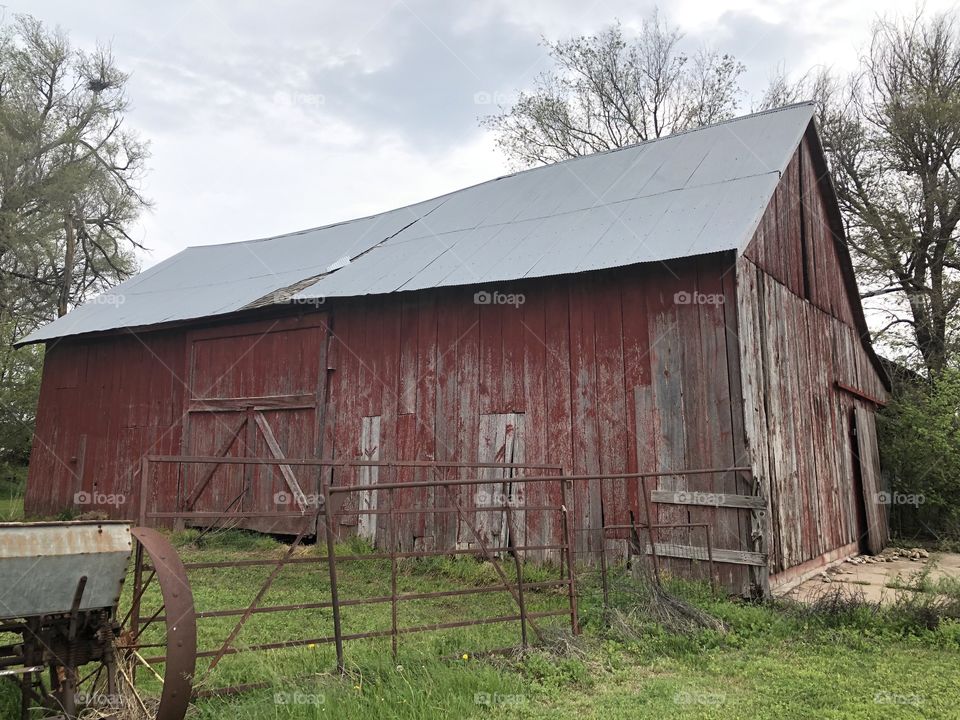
(462, 653, 469, 660)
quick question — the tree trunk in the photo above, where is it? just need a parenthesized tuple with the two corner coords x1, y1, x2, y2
(908, 291, 947, 376)
(58, 214, 76, 317)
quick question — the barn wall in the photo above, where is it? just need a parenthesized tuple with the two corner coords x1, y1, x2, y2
(27, 259, 755, 591)
(738, 133, 889, 574)
(26, 330, 186, 519)
(323, 257, 754, 592)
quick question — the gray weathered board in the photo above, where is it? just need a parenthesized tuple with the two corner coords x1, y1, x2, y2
(650, 490, 767, 509)
(358, 415, 381, 543)
(854, 405, 889, 554)
(645, 543, 766, 566)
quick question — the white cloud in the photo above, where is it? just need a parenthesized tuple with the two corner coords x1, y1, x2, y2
(13, 0, 960, 273)
(135, 119, 507, 264)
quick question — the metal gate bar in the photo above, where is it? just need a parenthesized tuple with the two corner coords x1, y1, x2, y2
(133, 457, 754, 697)
(134, 457, 574, 691)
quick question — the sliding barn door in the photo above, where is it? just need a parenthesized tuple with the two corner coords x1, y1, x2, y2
(853, 404, 889, 554)
(180, 315, 329, 535)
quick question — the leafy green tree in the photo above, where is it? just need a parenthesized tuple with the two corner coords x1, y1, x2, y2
(0, 15, 148, 323)
(0, 319, 40, 491)
(763, 11, 960, 375)
(0, 15, 149, 481)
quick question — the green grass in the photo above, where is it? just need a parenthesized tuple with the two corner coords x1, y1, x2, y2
(0, 490, 23, 521)
(123, 533, 960, 719)
(1, 529, 958, 718)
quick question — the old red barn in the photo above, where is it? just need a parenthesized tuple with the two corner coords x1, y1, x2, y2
(20, 103, 889, 595)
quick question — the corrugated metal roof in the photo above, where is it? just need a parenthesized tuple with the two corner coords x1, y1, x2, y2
(20, 103, 815, 344)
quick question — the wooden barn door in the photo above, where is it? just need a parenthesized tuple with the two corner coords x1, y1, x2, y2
(180, 314, 330, 535)
(852, 404, 889, 554)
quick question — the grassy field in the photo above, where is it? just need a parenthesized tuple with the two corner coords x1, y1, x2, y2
(175, 532, 960, 719)
(1, 517, 959, 718)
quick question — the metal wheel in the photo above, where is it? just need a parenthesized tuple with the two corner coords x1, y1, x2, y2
(116, 527, 197, 720)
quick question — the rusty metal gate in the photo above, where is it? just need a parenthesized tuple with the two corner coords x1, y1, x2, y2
(135, 457, 578, 694)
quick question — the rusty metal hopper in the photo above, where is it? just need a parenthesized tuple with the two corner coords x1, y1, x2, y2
(0, 522, 194, 720)
(0, 521, 132, 620)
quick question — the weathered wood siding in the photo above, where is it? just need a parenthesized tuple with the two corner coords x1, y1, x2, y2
(737, 132, 889, 574)
(322, 259, 753, 591)
(27, 330, 186, 520)
(181, 314, 330, 535)
(27, 258, 754, 590)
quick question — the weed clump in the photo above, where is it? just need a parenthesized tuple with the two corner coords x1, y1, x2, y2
(593, 562, 728, 639)
(788, 575, 960, 638)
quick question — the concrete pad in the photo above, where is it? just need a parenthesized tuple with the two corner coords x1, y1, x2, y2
(776, 550, 960, 605)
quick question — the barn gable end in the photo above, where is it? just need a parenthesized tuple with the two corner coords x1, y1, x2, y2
(737, 126, 889, 583)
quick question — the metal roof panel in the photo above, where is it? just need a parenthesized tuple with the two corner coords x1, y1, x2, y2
(21, 103, 814, 344)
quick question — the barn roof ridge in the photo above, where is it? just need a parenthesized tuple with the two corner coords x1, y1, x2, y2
(20, 102, 818, 345)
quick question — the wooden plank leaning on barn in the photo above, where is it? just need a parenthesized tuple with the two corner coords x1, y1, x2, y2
(643, 543, 767, 567)
(650, 491, 767, 509)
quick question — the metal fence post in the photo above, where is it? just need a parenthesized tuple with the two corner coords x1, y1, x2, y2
(560, 478, 580, 635)
(389, 485, 399, 660)
(322, 488, 345, 673)
(599, 525, 610, 609)
(504, 497, 527, 648)
(138, 456, 150, 528)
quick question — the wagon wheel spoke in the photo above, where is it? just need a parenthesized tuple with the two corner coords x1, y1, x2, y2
(130, 603, 166, 644)
(74, 660, 112, 713)
(76, 652, 154, 719)
(119, 568, 156, 628)
(76, 663, 103, 689)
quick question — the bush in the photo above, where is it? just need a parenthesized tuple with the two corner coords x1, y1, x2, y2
(878, 369, 960, 541)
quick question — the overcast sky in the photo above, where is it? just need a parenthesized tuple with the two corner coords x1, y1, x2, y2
(16, 0, 960, 270)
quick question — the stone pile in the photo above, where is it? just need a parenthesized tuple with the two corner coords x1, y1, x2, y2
(845, 547, 930, 565)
